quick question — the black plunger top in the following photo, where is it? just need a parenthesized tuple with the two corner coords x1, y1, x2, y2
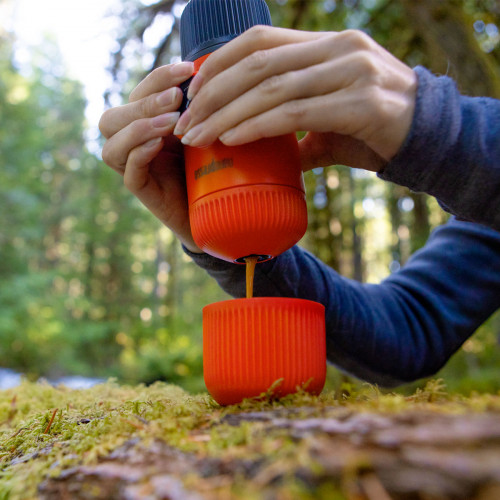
(180, 0, 272, 62)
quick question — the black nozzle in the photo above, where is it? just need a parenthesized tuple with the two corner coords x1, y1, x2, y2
(180, 0, 272, 62)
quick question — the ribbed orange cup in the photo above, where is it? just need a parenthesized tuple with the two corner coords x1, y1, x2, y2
(203, 297, 326, 406)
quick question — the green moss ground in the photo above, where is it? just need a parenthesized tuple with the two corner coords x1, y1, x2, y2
(1, 379, 500, 499)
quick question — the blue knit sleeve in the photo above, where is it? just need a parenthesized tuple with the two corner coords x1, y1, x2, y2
(186, 218, 500, 386)
(379, 66, 500, 230)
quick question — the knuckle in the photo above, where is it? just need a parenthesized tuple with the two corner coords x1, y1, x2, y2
(259, 74, 284, 96)
(123, 172, 136, 192)
(244, 49, 270, 72)
(319, 32, 338, 51)
(355, 50, 380, 77)
(357, 50, 377, 76)
(101, 143, 113, 167)
(122, 156, 141, 191)
(283, 100, 307, 122)
(246, 25, 272, 44)
(341, 29, 373, 50)
(98, 109, 114, 138)
(139, 94, 156, 117)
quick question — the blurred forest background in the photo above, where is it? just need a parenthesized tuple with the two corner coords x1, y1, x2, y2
(1, 0, 499, 394)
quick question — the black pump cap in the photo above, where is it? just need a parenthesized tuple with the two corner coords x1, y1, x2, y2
(180, 0, 272, 62)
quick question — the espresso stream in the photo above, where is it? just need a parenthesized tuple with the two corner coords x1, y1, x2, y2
(245, 256, 259, 299)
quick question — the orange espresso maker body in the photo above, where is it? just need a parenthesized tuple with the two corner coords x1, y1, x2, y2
(180, 1, 307, 263)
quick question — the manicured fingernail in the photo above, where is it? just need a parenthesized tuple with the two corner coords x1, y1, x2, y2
(152, 112, 180, 128)
(156, 88, 178, 108)
(144, 137, 162, 149)
(173, 109, 191, 136)
(181, 123, 203, 145)
(171, 61, 194, 78)
(187, 73, 203, 100)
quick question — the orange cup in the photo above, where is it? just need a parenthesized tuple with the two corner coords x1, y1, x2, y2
(203, 297, 326, 406)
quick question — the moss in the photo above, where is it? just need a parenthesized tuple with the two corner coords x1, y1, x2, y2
(0, 379, 499, 499)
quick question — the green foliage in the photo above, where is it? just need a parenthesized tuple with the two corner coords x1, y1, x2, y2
(434, 312, 500, 394)
(1, 1, 499, 394)
(0, 33, 226, 388)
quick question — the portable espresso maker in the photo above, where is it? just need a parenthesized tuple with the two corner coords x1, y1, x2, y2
(179, 0, 326, 405)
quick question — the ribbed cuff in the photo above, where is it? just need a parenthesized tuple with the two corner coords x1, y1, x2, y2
(378, 66, 461, 205)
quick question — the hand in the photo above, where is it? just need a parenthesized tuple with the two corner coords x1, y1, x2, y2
(173, 27, 417, 172)
(99, 62, 203, 253)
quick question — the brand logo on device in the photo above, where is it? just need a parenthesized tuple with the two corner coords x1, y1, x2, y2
(195, 158, 234, 180)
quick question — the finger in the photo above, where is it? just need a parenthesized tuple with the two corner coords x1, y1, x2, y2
(187, 26, 325, 99)
(179, 36, 331, 134)
(216, 88, 368, 146)
(123, 137, 164, 194)
(101, 112, 179, 171)
(122, 140, 181, 234)
(185, 41, 413, 150)
(176, 31, 329, 135)
(216, 83, 408, 163)
(180, 52, 368, 147)
(298, 132, 386, 172)
(129, 62, 194, 102)
(123, 142, 198, 251)
(183, 45, 378, 147)
(99, 87, 183, 139)
(179, 29, 384, 136)
(98, 62, 193, 140)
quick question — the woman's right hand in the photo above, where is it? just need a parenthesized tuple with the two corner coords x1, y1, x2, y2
(99, 61, 203, 253)
(174, 27, 417, 173)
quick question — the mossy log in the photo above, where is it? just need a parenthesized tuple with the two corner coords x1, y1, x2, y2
(1, 380, 500, 499)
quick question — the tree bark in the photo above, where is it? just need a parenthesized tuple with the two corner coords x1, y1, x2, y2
(39, 406, 500, 500)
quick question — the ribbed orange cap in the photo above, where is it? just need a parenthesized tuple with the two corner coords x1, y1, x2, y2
(190, 184, 307, 263)
(203, 297, 326, 406)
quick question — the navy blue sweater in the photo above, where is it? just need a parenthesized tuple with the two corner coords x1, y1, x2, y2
(379, 66, 500, 230)
(187, 66, 500, 386)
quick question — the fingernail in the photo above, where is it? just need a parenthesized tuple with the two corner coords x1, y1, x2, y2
(152, 112, 180, 128)
(173, 109, 191, 136)
(181, 123, 203, 146)
(156, 88, 178, 108)
(171, 61, 194, 78)
(187, 73, 203, 100)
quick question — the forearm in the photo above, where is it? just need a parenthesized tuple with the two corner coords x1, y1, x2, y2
(379, 66, 500, 230)
(186, 218, 500, 386)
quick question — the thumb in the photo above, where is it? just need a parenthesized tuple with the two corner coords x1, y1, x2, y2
(299, 132, 386, 172)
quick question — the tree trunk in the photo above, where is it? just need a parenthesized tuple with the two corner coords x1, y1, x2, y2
(349, 171, 364, 282)
(410, 192, 431, 253)
(401, 0, 500, 98)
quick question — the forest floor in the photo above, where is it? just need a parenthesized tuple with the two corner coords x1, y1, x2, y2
(1, 379, 500, 500)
